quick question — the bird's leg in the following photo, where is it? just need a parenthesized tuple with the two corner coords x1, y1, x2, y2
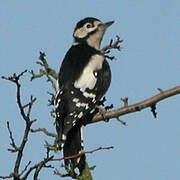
(93, 99, 114, 122)
(92, 97, 109, 122)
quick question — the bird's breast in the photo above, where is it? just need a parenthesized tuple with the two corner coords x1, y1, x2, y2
(74, 54, 104, 92)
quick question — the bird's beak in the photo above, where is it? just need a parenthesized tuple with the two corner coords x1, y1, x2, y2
(103, 21, 114, 29)
(99, 21, 114, 31)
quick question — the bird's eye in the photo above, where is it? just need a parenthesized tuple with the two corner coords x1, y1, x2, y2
(86, 23, 92, 28)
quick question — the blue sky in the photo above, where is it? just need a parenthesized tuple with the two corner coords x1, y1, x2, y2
(0, 0, 180, 179)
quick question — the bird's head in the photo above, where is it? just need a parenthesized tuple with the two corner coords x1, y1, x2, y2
(73, 17, 114, 49)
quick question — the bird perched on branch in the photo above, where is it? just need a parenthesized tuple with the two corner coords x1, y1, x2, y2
(55, 17, 114, 173)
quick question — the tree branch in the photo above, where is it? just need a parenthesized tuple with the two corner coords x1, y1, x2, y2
(53, 146, 113, 180)
(30, 128, 57, 138)
(21, 156, 54, 180)
(52, 146, 114, 162)
(90, 86, 180, 124)
(29, 52, 58, 91)
(7, 121, 19, 152)
(1, 72, 51, 180)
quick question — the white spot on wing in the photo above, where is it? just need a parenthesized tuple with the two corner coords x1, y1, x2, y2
(56, 98, 61, 108)
(78, 112, 83, 118)
(83, 91, 96, 102)
(62, 134, 66, 141)
(69, 112, 75, 116)
(73, 98, 79, 103)
(66, 121, 70, 124)
(73, 98, 89, 109)
(72, 120, 76, 126)
(61, 143, 65, 149)
(56, 112, 60, 117)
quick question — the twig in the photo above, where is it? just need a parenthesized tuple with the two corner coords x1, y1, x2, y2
(52, 146, 114, 162)
(21, 156, 54, 180)
(19, 161, 31, 176)
(101, 35, 123, 54)
(53, 146, 113, 179)
(0, 174, 14, 179)
(121, 97, 128, 107)
(116, 117, 127, 126)
(47, 91, 56, 106)
(30, 128, 57, 138)
(33, 157, 54, 180)
(27, 96, 36, 118)
(7, 121, 19, 152)
(29, 52, 58, 91)
(151, 104, 157, 118)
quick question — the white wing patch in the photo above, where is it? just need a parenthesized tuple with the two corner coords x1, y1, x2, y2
(83, 91, 96, 98)
(72, 98, 89, 109)
(74, 54, 104, 92)
(78, 112, 83, 118)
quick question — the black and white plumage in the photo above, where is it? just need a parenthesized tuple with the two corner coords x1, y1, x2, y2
(55, 17, 113, 173)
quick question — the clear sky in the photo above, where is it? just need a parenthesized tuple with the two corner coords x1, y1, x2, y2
(0, 0, 180, 180)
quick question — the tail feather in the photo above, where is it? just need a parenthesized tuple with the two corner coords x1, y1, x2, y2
(63, 125, 85, 173)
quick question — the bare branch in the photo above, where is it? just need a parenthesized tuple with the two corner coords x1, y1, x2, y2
(47, 91, 56, 106)
(30, 128, 57, 138)
(52, 146, 114, 162)
(0, 174, 14, 179)
(27, 96, 37, 118)
(22, 96, 36, 109)
(7, 121, 19, 152)
(19, 161, 31, 177)
(90, 85, 180, 124)
(22, 156, 54, 180)
(101, 35, 123, 55)
(29, 52, 58, 91)
(116, 117, 127, 126)
(31, 52, 58, 80)
(151, 104, 157, 118)
(53, 147, 112, 179)
(120, 97, 128, 107)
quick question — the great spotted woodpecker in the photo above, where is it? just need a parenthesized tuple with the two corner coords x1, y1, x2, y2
(55, 17, 114, 173)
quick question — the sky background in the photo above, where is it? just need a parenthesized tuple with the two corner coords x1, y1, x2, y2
(0, 0, 180, 180)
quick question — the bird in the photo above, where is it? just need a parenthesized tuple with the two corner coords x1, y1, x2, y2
(55, 17, 114, 173)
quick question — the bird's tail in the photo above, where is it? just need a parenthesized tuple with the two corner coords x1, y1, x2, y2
(63, 125, 86, 174)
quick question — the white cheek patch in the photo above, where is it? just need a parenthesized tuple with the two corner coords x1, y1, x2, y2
(74, 28, 87, 39)
(74, 26, 97, 39)
(74, 54, 104, 92)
